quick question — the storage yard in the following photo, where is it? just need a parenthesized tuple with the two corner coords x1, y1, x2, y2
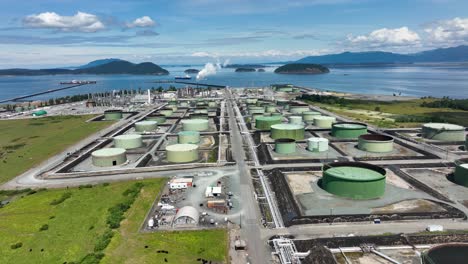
(2, 84, 468, 264)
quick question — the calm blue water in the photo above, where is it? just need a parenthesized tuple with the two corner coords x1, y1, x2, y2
(1, 64, 468, 102)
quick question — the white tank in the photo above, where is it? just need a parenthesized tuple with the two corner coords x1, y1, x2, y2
(307, 137, 329, 152)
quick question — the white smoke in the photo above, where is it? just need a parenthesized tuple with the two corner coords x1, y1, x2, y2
(196, 59, 230, 80)
(222, 59, 230, 67)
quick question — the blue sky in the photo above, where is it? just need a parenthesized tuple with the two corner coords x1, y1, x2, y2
(0, 0, 467, 67)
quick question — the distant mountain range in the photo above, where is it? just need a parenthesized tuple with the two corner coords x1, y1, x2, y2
(0, 60, 169, 76)
(296, 45, 468, 65)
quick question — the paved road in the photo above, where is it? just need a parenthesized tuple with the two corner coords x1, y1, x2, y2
(225, 89, 271, 264)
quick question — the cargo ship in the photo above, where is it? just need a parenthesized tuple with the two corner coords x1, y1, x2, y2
(174, 75, 191, 80)
(60, 80, 97, 84)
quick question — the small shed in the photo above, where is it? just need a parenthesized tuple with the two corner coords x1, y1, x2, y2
(205, 186, 222, 198)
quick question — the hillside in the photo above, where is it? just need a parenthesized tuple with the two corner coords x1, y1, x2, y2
(274, 63, 330, 74)
(0, 60, 169, 76)
(296, 45, 468, 65)
(77, 58, 124, 69)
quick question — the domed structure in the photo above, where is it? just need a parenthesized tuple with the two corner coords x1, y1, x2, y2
(92, 148, 127, 167)
(422, 123, 465, 141)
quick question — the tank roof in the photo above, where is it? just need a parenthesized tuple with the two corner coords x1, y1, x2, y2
(92, 148, 126, 157)
(359, 134, 394, 142)
(313, 116, 335, 120)
(271, 124, 304, 130)
(256, 116, 282, 121)
(333, 123, 367, 129)
(166, 144, 199, 151)
(182, 119, 208, 124)
(303, 111, 321, 115)
(136, 121, 157, 125)
(307, 137, 329, 142)
(423, 123, 464, 130)
(114, 134, 142, 140)
(325, 166, 385, 181)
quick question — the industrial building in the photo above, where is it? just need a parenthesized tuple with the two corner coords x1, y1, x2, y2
(91, 148, 127, 167)
(358, 134, 394, 153)
(321, 162, 386, 199)
(421, 123, 465, 141)
(173, 206, 199, 226)
(332, 122, 368, 139)
(270, 124, 305, 140)
(181, 119, 209, 131)
(113, 134, 143, 149)
(168, 177, 193, 189)
(166, 144, 199, 163)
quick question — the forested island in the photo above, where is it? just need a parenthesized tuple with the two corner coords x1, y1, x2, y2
(184, 69, 200, 74)
(235, 68, 256, 72)
(274, 63, 330, 74)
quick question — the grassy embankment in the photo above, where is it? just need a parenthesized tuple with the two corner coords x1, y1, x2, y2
(301, 95, 468, 128)
(0, 115, 112, 184)
(0, 179, 228, 263)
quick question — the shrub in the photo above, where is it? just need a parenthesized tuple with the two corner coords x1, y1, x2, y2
(94, 229, 114, 252)
(39, 224, 49, 231)
(11, 242, 23, 249)
(79, 252, 105, 264)
(78, 184, 93, 190)
(50, 192, 72, 205)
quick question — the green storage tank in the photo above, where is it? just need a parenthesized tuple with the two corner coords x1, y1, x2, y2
(332, 122, 368, 139)
(178, 131, 201, 144)
(358, 134, 394, 153)
(208, 101, 217, 108)
(307, 137, 329, 152)
(255, 115, 283, 130)
(421, 243, 468, 264)
(190, 113, 209, 119)
(135, 121, 158, 132)
(249, 106, 265, 114)
(454, 158, 468, 187)
(194, 109, 208, 114)
(246, 98, 258, 105)
(113, 134, 143, 149)
(313, 116, 336, 128)
(92, 148, 127, 167)
(270, 124, 305, 140)
(303, 111, 321, 123)
(290, 106, 310, 114)
(265, 105, 277, 113)
(166, 144, 199, 163)
(322, 162, 386, 199)
(14, 106, 23, 112)
(159, 109, 173, 117)
(32, 110, 47, 116)
(422, 123, 465, 141)
(146, 115, 166, 124)
(276, 99, 289, 106)
(275, 138, 296, 154)
(104, 110, 123, 120)
(182, 119, 209, 131)
(179, 102, 189, 107)
(288, 115, 303, 125)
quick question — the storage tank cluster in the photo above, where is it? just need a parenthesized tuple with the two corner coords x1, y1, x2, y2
(135, 121, 158, 132)
(302, 111, 321, 123)
(358, 134, 394, 153)
(274, 138, 296, 154)
(454, 158, 468, 187)
(182, 119, 209, 131)
(104, 110, 123, 120)
(255, 115, 283, 130)
(321, 162, 387, 199)
(421, 123, 465, 141)
(270, 124, 305, 140)
(332, 122, 368, 139)
(178, 131, 201, 144)
(307, 137, 329, 152)
(91, 148, 127, 167)
(313, 116, 336, 128)
(113, 134, 143, 149)
(166, 144, 199, 163)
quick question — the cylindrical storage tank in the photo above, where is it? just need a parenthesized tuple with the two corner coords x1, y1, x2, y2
(251, 113, 264, 123)
(255, 116, 283, 130)
(14, 106, 23, 112)
(332, 122, 368, 139)
(182, 119, 209, 131)
(421, 123, 465, 141)
(194, 109, 208, 114)
(92, 148, 127, 167)
(159, 109, 173, 117)
(307, 137, 329, 152)
(275, 139, 296, 154)
(303, 111, 321, 123)
(208, 101, 217, 108)
(292, 88, 300, 92)
(146, 115, 166, 124)
(421, 243, 468, 264)
(246, 98, 258, 105)
(290, 106, 310, 114)
(272, 112, 282, 116)
(313, 116, 336, 128)
(249, 106, 265, 114)
(454, 158, 468, 187)
(265, 105, 277, 113)
(322, 162, 386, 199)
(104, 110, 123, 120)
(179, 102, 189, 107)
(178, 131, 201, 144)
(135, 121, 157, 132)
(190, 113, 208, 119)
(276, 99, 289, 106)
(166, 144, 199, 163)
(358, 134, 394, 153)
(166, 105, 178, 111)
(284, 104, 290, 110)
(278, 87, 293, 92)
(271, 124, 305, 140)
(113, 134, 143, 149)
(288, 115, 303, 125)
(168, 100, 177, 105)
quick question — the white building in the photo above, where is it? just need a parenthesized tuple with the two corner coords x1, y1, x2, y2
(205, 186, 222, 198)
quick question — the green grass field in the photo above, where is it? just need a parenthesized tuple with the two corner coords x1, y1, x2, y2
(307, 99, 468, 128)
(0, 115, 112, 184)
(102, 180, 228, 264)
(0, 180, 164, 264)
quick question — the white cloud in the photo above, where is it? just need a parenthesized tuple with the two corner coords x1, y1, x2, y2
(23, 12, 105, 32)
(424, 17, 468, 44)
(126, 16, 156, 28)
(190, 49, 325, 58)
(347, 27, 420, 48)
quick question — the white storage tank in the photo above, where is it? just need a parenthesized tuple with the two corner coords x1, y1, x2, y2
(307, 137, 329, 152)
